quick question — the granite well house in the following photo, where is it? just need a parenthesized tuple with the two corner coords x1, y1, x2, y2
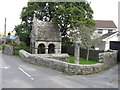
(30, 18, 69, 61)
(30, 18, 61, 54)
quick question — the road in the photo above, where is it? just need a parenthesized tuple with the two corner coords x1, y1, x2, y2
(1, 51, 119, 88)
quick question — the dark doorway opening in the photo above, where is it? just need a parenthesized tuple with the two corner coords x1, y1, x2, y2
(38, 44, 45, 54)
(110, 41, 120, 62)
(48, 44, 55, 54)
(110, 41, 120, 50)
(117, 47, 120, 62)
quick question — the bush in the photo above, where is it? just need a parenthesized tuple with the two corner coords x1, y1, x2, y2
(13, 43, 30, 55)
(0, 45, 3, 50)
(13, 49, 19, 55)
(6, 39, 12, 44)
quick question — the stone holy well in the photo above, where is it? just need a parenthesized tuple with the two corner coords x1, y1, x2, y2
(30, 18, 61, 54)
(30, 18, 69, 61)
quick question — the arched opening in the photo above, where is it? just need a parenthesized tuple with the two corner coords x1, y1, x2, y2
(38, 44, 45, 54)
(48, 44, 55, 54)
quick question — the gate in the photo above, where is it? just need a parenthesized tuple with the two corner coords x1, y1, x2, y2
(110, 41, 120, 62)
(118, 47, 120, 62)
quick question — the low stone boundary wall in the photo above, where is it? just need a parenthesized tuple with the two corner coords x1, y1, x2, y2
(32, 54, 69, 62)
(3, 45, 14, 55)
(19, 50, 103, 75)
(99, 51, 118, 69)
(19, 50, 118, 75)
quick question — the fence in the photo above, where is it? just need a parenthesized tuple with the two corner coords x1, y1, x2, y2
(62, 45, 104, 61)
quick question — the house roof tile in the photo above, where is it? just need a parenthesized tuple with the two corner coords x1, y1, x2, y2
(97, 32, 117, 40)
(95, 20, 117, 28)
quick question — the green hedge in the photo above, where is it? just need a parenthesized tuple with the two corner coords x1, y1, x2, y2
(13, 43, 30, 55)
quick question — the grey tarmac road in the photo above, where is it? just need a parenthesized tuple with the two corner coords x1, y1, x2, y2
(1, 50, 119, 88)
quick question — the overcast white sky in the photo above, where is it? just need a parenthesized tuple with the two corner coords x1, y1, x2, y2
(89, 0, 119, 27)
(0, 0, 28, 34)
(0, 0, 119, 34)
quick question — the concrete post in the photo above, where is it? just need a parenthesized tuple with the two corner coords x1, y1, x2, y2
(74, 41, 80, 64)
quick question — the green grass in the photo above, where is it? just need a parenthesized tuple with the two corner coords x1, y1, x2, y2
(13, 49, 19, 55)
(69, 56, 99, 64)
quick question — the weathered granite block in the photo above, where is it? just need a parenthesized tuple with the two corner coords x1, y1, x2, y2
(3, 45, 13, 55)
(99, 51, 118, 69)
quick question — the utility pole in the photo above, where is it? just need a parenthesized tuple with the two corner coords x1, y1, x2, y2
(4, 17, 6, 36)
(4, 17, 6, 45)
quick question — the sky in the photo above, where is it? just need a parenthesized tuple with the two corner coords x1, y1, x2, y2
(0, 0, 119, 34)
(0, 0, 28, 34)
(88, 0, 119, 27)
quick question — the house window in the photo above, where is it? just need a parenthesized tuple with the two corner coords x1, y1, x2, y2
(98, 29, 103, 34)
(108, 29, 113, 33)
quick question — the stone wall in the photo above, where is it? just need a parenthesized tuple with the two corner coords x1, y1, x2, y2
(99, 51, 118, 69)
(19, 50, 118, 75)
(33, 54, 69, 62)
(3, 45, 14, 55)
(19, 50, 103, 75)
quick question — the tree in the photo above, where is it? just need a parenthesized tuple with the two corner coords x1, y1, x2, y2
(79, 24, 96, 61)
(14, 23, 31, 46)
(14, 1, 95, 46)
(70, 24, 97, 62)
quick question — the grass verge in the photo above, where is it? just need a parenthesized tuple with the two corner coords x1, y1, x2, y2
(69, 56, 99, 64)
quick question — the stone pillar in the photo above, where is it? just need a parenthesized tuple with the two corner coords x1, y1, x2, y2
(58, 48, 61, 54)
(55, 48, 57, 54)
(3, 45, 13, 55)
(35, 48, 38, 54)
(74, 41, 80, 64)
(35, 43, 38, 54)
(55, 48, 61, 54)
(45, 47, 48, 54)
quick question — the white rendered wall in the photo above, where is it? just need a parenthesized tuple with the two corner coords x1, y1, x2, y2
(94, 28, 117, 36)
(104, 33, 119, 50)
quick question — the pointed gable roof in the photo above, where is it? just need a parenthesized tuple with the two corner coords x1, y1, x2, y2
(32, 20, 61, 42)
(97, 31, 118, 40)
(95, 20, 117, 28)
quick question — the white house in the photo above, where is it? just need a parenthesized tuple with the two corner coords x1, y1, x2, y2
(94, 20, 117, 36)
(118, 30, 120, 41)
(95, 31, 119, 51)
(94, 20, 119, 51)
